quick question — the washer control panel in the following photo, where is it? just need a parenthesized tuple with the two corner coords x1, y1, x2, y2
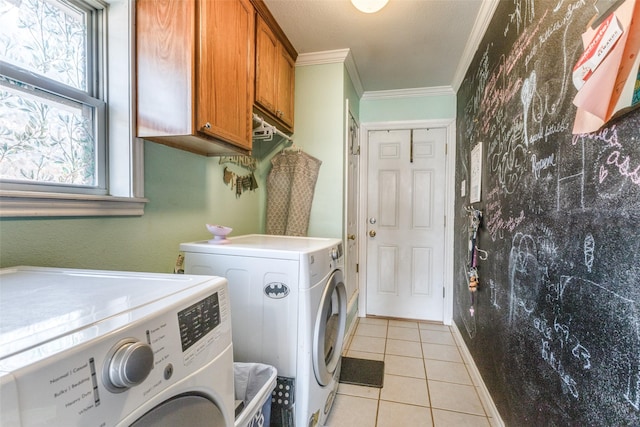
(1, 286, 231, 427)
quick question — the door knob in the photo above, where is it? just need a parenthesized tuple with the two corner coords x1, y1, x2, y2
(369, 230, 376, 237)
(347, 234, 356, 240)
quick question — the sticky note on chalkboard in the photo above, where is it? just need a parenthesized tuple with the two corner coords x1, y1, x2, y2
(572, 0, 640, 134)
(573, 13, 624, 90)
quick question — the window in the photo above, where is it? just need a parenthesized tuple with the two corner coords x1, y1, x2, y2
(0, 0, 146, 216)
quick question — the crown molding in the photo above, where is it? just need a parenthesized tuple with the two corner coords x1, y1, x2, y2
(296, 49, 349, 66)
(296, 49, 364, 97)
(362, 86, 455, 100)
(344, 50, 364, 97)
(294, 0, 499, 101)
(291, 1, 497, 98)
(452, 0, 499, 92)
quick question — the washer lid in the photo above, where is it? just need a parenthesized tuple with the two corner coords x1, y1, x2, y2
(180, 234, 341, 259)
(0, 266, 225, 360)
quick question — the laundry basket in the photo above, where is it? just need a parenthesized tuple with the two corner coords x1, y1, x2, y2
(234, 362, 277, 427)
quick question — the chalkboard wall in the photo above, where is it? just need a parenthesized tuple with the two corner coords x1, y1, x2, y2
(454, 1, 640, 425)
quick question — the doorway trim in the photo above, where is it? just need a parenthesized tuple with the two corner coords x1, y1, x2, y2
(357, 118, 456, 325)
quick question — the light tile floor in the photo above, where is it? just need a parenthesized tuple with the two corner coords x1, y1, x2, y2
(326, 317, 498, 427)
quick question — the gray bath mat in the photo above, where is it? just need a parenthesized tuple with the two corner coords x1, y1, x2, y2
(339, 357, 384, 388)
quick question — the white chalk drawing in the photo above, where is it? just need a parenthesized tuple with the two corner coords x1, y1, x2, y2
(583, 233, 594, 273)
(507, 231, 640, 409)
(487, 1, 581, 196)
(557, 134, 585, 210)
(562, 125, 640, 208)
(458, 0, 640, 422)
(490, 279, 501, 309)
(553, 0, 566, 12)
(521, 71, 536, 147)
(508, 233, 542, 325)
(531, 153, 556, 179)
(504, 0, 537, 37)
(522, 0, 576, 129)
(625, 364, 640, 411)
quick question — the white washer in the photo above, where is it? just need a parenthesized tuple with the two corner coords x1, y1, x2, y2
(0, 266, 234, 427)
(180, 234, 347, 427)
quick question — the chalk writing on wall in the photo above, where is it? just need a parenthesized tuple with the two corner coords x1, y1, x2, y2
(454, 0, 640, 424)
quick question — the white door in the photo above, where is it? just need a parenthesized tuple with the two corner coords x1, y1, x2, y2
(366, 128, 447, 321)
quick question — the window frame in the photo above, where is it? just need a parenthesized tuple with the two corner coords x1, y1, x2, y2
(0, 0, 147, 217)
(0, 61, 108, 195)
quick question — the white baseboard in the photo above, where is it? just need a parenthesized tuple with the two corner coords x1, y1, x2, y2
(342, 294, 359, 354)
(451, 322, 505, 426)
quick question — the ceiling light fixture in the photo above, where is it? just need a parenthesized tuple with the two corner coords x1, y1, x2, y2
(351, 0, 389, 13)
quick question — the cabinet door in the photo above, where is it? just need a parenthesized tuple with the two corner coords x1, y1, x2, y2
(255, 17, 278, 113)
(137, 0, 195, 137)
(198, 0, 254, 150)
(277, 48, 295, 130)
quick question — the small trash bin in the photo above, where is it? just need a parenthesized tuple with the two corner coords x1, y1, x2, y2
(234, 362, 277, 427)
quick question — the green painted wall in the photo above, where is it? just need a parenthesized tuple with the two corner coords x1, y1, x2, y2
(0, 60, 365, 272)
(360, 93, 456, 122)
(0, 142, 263, 272)
(293, 63, 346, 239)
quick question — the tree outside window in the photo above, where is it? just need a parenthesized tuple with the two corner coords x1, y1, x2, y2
(0, 0, 105, 192)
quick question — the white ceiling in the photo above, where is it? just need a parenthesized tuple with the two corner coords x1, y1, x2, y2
(263, 0, 498, 95)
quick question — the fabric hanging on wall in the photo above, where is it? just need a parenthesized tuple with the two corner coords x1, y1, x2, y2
(266, 150, 322, 236)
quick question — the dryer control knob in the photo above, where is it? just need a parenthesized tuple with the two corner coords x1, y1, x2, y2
(330, 247, 339, 260)
(106, 340, 154, 391)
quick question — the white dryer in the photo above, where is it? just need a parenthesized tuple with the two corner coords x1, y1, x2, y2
(0, 266, 234, 427)
(180, 235, 347, 427)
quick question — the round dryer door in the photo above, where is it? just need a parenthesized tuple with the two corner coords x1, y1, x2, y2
(130, 394, 227, 427)
(313, 269, 347, 386)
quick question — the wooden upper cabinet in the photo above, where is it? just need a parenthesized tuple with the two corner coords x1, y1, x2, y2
(254, 14, 296, 132)
(255, 19, 278, 114)
(136, 0, 255, 156)
(276, 44, 295, 130)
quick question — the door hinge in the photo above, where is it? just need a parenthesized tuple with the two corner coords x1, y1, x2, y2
(445, 144, 448, 155)
(444, 215, 446, 227)
(443, 287, 446, 298)
(356, 263, 359, 273)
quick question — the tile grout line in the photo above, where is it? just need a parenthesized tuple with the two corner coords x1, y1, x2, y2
(342, 318, 496, 426)
(376, 319, 390, 426)
(420, 325, 437, 427)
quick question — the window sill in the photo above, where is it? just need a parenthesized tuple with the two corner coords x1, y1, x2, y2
(0, 191, 148, 217)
